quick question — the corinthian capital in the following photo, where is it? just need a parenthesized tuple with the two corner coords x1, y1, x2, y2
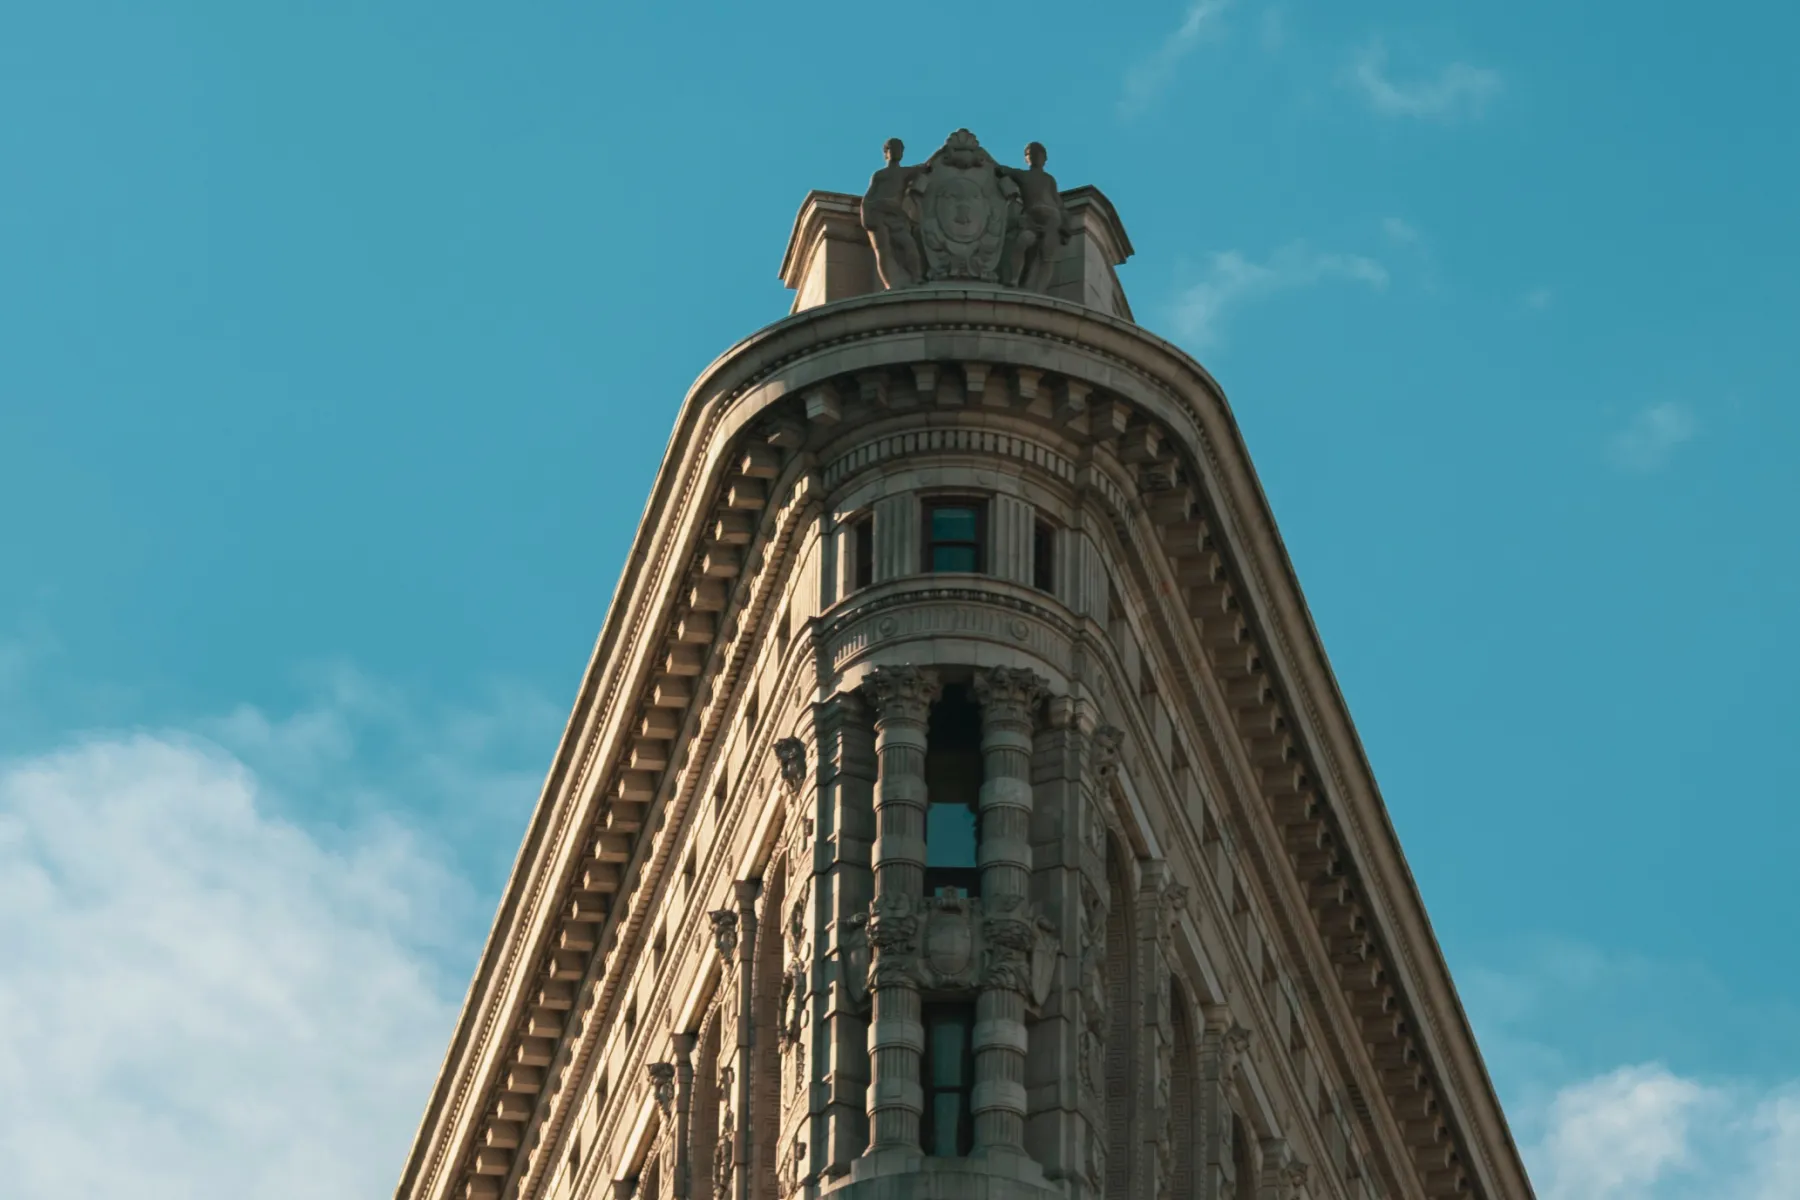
(973, 666, 1050, 724)
(1089, 725, 1124, 783)
(862, 665, 941, 726)
(647, 1061, 676, 1116)
(708, 909, 739, 962)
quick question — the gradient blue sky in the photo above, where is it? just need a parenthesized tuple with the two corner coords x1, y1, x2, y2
(2, 3, 1796, 1197)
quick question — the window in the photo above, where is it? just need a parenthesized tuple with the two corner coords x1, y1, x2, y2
(923, 685, 982, 898)
(851, 515, 874, 591)
(923, 501, 985, 573)
(921, 1003, 976, 1156)
(1033, 519, 1055, 593)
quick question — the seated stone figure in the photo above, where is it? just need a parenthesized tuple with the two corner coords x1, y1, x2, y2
(996, 142, 1071, 293)
(860, 138, 927, 289)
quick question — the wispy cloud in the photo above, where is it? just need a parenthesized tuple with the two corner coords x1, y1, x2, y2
(0, 673, 554, 1200)
(1382, 216, 1422, 245)
(1172, 242, 1388, 350)
(1119, 0, 1235, 117)
(1608, 401, 1698, 472)
(1524, 286, 1555, 311)
(1348, 39, 1501, 122)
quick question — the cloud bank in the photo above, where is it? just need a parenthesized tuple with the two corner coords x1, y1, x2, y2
(0, 673, 554, 1199)
(1532, 1065, 1800, 1199)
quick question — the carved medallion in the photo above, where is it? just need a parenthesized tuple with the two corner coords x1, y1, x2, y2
(924, 900, 976, 983)
(917, 130, 1009, 283)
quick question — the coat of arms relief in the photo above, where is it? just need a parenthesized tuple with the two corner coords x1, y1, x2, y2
(843, 891, 1060, 1008)
(860, 129, 1075, 293)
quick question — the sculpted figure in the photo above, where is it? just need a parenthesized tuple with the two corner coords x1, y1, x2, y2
(996, 142, 1071, 292)
(860, 137, 927, 289)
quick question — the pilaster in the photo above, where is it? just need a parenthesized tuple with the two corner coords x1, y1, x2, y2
(814, 693, 878, 1177)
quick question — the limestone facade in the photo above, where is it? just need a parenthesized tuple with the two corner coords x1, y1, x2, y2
(395, 132, 1533, 1200)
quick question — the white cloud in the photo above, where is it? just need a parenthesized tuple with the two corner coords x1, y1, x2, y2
(1120, 0, 1235, 116)
(1348, 40, 1501, 122)
(1531, 1066, 1800, 1200)
(0, 675, 554, 1199)
(1608, 401, 1698, 472)
(1382, 216, 1422, 245)
(1171, 242, 1388, 350)
(1524, 286, 1554, 311)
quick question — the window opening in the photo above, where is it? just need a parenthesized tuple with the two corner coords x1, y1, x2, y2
(852, 515, 874, 591)
(924, 501, 985, 574)
(1033, 519, 1055, 593)
(923, 684, 982, 898)
(921, 1003, 977, 1156)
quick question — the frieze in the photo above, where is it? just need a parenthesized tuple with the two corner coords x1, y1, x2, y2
(821, 424, 1078, 493)
(830, 591, 1075, 677)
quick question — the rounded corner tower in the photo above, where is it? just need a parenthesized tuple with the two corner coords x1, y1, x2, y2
(396, 129, 1534, 1200)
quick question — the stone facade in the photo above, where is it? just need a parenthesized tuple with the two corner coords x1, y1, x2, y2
(395, 131, 1534, 1200)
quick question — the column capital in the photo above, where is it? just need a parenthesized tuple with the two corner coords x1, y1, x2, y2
(862, 665, 941, 726)
(1088, 724, 1124, 785)
(647, 1061, 676, 1117)
(708, 909, 739, 963)
(773, 736, 807, 795)
(973, 665, 1050, 723)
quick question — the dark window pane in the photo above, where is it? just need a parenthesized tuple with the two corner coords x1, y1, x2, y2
(922, 1004, 976, 1157)
(926, 802, 978, 869)
(929, 1014, 968, 1084)
(930, 507, 978, 541)
(931, 545, 979, 572)
(852, 517, 873, 590)
(1033, 521, 1055, 592)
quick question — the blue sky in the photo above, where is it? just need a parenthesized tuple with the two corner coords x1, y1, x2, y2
(2, 2, 1796, 1196)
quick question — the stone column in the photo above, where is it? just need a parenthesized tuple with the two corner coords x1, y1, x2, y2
(1198, 1005, 1251, 1200)
(732, 882, 761, 1200)
(649, 1062, 678, 1197)
(971, 666, 1049, 1157)
(1135, 864, 1186, 1200)
(817, 693, 877, 1174)
(861, 665, 940, 1158)
(673, 1034, 697, 1200)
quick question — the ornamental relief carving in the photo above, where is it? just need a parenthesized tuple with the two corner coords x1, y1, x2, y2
(849, 892, 1059, 1003)
(832, 597, 1072, 676)
(860, 129, 1072, 292)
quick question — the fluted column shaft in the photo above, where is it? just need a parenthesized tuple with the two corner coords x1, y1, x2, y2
(863, 666, 941, 1154)
(972, 667, 1048, 1155)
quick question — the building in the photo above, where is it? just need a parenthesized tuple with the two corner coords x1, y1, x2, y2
(395, 129, 1532, 1200)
